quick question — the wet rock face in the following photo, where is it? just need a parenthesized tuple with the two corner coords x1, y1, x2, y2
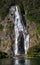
(18, 31, 25, 54)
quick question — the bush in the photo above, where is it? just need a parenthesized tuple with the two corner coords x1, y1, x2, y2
(27, 45, 40, 57)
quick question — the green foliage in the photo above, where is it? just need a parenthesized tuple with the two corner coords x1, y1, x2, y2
(27, 45, 40, 57)
(0, 5, 9, 19)
(0, 0, 15, 19)
(0, 24, 4, 31)
(25, 0, 40, 36)
(0, 51, 9, 58)
(27, 0, 40, 22)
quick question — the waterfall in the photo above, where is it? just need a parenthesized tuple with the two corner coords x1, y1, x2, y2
(10, 6, 29, 56)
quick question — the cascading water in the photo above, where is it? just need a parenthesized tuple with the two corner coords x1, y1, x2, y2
(10, 6, 29, 56)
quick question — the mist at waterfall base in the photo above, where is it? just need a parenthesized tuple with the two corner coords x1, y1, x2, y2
(9, 6, 29, 56)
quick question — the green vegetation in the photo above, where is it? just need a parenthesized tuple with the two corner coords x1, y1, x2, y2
(0, 51, 9, 58)
(0, 24, 4, 31)
(27, 45, 40, 57)
(26, 0, 40, 21)
(0, 0, 8, 19)
(0, 5, 9, 19)
(0, 0, 15, 19)
(26, 0, 40, 35)
(36, 23, 40, 35)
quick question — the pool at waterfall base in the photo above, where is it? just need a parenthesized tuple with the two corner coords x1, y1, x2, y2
(0, 57, 40, 65)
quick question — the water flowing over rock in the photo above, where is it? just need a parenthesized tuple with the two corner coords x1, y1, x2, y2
(9, 6, 29, 56)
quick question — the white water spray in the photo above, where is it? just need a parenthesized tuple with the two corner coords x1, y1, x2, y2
(10, 6, 29, 56)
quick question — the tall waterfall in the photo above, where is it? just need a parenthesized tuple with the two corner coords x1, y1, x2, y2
(10, 6, 29, 56)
